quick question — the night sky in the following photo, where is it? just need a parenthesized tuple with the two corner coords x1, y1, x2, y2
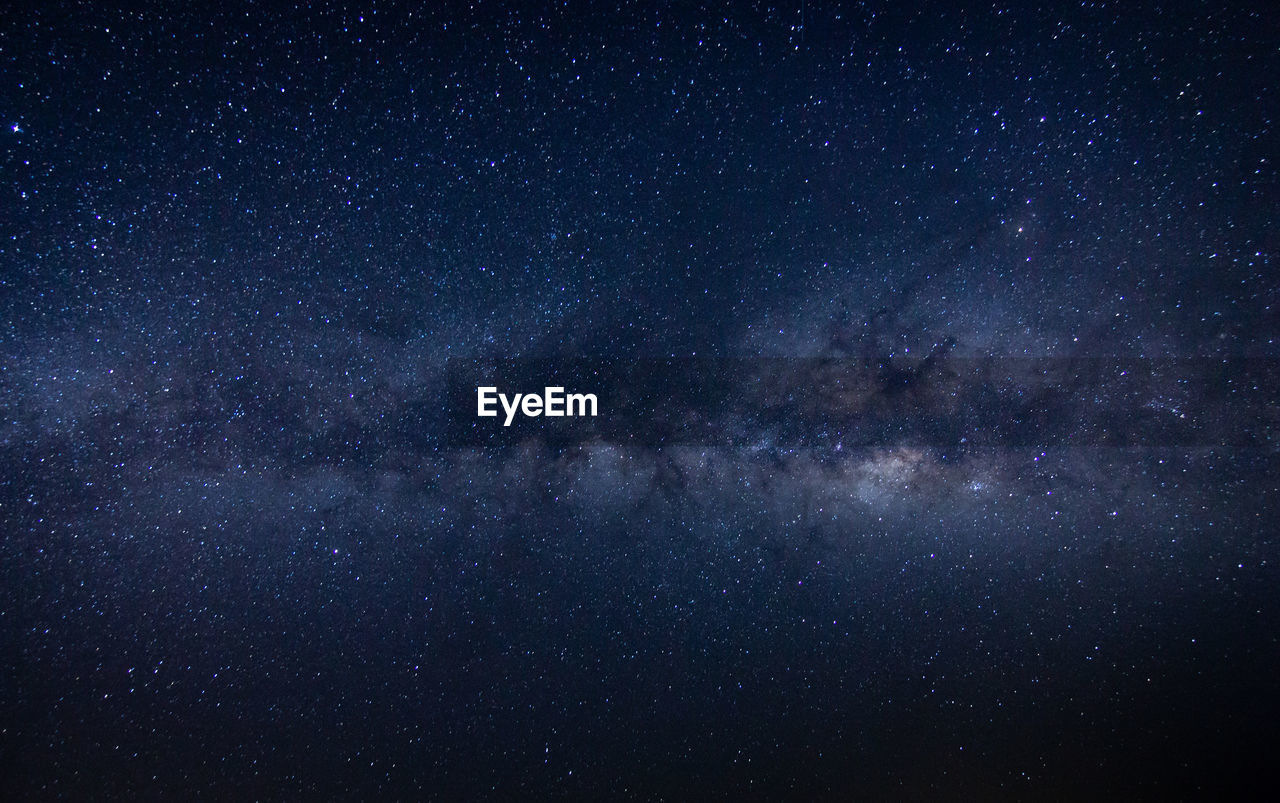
(2, 1, 1277, 798)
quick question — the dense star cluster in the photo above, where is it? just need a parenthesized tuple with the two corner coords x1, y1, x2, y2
(2, 1, 1276, 798)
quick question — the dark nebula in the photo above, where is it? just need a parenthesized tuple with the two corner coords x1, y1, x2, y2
(1, 1, 1277, 798)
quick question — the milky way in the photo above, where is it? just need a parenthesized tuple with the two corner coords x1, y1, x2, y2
(2, 1, 1277, 798)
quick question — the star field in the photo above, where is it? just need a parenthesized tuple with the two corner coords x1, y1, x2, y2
(1, 1, 1277, 798)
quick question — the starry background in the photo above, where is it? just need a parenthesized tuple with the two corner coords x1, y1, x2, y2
(2, 0, 1277, 798)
